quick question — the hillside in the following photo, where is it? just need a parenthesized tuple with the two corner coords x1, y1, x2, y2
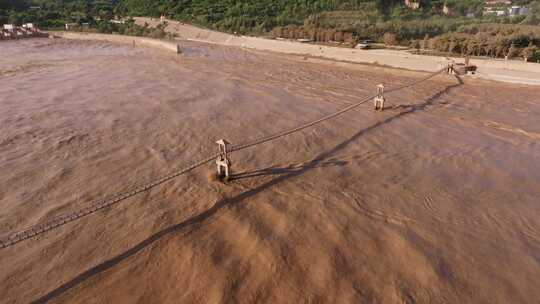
(2, 1, 540, 303)
(2, 0, 540, 60)
(3, 0, 540, 31)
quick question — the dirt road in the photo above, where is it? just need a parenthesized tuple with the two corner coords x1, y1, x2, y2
(1, 38, 539, 303)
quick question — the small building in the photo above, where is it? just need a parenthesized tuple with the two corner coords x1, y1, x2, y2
(1, 24, 40, 38)
(2, 24, 15, 39)
(483, 0, 513, 15)
(22, 24, 31, 34)
(508, 6, 520, 15)
(443, 3, 451, 15)
(483, 7, 508, 16)
(484, 0, 512, 6)
(507, 6, 529, 15)
(65, 23, 78, 31)
(22, 23, 35, 30)
(405, 0, 420, 9)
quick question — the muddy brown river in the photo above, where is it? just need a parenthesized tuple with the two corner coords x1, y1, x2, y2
(1, 38, 539, 303)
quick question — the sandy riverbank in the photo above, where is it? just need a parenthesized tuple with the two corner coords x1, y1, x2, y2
(135, 17, 540, 86)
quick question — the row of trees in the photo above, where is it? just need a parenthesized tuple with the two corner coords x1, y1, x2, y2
(115, 0, 408, 33)
(271, 25, 356, 43)
(422, 24, 540, 60)
(1, 0, 119, 28)
(2, 0, 539, 60)
(92, 18, 175, 38)
(270, 18, 540, 60)
(3, 0, 540, 31)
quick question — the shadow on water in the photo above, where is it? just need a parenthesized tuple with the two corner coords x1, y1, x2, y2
(228, 159, 348, 181)
(32, 75, 463, 303)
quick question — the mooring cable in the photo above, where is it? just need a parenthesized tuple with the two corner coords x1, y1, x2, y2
(0, 68, 446, 250)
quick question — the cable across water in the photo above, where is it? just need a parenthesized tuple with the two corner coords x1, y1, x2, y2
(0, 68, 446, 250)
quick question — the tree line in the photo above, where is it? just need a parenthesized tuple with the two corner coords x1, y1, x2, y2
(425, 24, 540, 60)
(1, 0, 539, 60)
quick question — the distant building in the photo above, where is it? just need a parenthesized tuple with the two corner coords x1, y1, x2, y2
(405, 0, 420, 10)
(483, 8, 506, 15)
(65, 23, 78, 30)
(484, 1, 529, 17)
(508, 6, 520, 15)
(508, 6, 529, 15)
(22, 23, 35, 30)
(484, 0, 512, 16)
(1, 24, 41, 39)
(443, 3, 451, 15)
(484, 0, 512, 6)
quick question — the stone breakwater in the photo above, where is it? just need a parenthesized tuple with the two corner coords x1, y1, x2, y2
(49, 31, 181, 54)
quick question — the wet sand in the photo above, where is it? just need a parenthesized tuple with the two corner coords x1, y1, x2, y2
(1, 38, 540, 303)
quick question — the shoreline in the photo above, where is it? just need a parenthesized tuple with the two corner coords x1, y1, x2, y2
(47, 23, 540, 86)
(136, 17, 540, 86)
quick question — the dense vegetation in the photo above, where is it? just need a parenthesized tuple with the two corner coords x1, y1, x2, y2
(1, 0, 539, 60)
(1, 0, 119, 28)
(427, 23, 540, 60)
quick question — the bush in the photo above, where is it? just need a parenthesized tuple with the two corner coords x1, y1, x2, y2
(383, 32, 397, 45)
(521, 45, 540, 61)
